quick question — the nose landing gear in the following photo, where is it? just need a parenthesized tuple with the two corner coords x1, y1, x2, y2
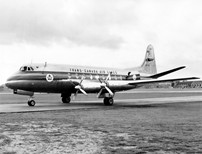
(28, 97, 36, 106)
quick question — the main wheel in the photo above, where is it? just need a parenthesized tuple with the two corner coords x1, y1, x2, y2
(28, 100, 36, 106)
(103, 97, 114, 106)
(62, 97, 71, 103)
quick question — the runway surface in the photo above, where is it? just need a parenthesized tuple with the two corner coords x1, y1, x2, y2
(1, 89, 202, 113)
(1, 89, 202, 153)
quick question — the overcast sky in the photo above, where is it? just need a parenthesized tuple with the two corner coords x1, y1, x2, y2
(1, 0, 202, 84)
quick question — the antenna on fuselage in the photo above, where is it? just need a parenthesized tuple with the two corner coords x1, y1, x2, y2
(42, 62, 47, 74)
(30, 59, 33, 67)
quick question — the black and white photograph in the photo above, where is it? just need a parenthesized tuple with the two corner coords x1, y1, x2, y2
(0, 0, 202, 153)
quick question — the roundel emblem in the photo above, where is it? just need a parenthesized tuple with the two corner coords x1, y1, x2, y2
(46, 74, 54, 82)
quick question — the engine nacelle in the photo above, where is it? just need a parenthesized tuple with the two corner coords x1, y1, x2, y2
(126, 72, 141, 80)
(132, 74, 141, 80)
(14, 90, 34, 96)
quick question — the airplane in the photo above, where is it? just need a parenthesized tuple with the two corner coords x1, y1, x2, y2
(5, 45, 199, 106)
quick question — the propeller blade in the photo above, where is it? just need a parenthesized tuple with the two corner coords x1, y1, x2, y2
(105, 86, 114, 96)
(75, 85, 87, 96)
(106, 72, 111, 81)
(97, 74, 113, 97)
(97, 88, 103, 98)
(98, 78, 102, 83)
(80, 76, 85, 84)
(72, 95, 75, 100)
(72, 92, 77, 100)
(79, 88, 87, 96)
(75, 85, 80, 90)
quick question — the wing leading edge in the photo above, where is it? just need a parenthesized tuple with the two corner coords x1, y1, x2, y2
(148, 66, 186, 79)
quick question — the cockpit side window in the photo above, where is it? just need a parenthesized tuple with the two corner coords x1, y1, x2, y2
(20, 66, 27, 71)
(30, 67, 34, 71)
(20, 66, 34, 71)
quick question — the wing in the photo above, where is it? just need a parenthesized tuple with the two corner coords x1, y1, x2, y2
(64, 77, 199, 97)
(127, 77, 199, 86)
(148, 66, 186, 79)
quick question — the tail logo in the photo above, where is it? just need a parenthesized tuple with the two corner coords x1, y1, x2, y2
(145, 50, 154, 62)
(146, 57, 154, 62)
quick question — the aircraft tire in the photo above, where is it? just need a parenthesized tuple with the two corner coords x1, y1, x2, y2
(28, 100, 36, 106)
(103, 97, 114, 106)
(62, 97, 71, 103)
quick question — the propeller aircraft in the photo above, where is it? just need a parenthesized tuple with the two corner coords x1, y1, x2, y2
(5, 45, 199, 106)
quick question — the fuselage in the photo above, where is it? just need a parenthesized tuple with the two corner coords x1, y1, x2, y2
(6, 63, 147, 94)
(6, 44, 157, 96)
(5, 45, 197, 107)
(6, 45, 196, 107)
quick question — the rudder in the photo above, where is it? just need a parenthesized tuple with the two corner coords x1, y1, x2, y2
(139, 44, 157, 74)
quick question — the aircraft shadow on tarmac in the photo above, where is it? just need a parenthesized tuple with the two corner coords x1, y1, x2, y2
(66, 100, 202, 109)
(64, 102, 165, 108)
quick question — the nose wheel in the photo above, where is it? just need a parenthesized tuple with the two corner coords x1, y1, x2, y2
(28, 98, 36, 106)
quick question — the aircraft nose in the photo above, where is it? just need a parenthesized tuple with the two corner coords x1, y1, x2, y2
(5, 75, 16, 89)
(5, 78, 12, 89)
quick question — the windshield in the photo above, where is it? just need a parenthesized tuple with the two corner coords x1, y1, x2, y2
(20, 66, 34, 71)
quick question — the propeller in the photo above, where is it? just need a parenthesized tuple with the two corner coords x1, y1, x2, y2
(75, 85, 87, 95)
(73, 77, 87, 100)
(97, 72, 113, 98)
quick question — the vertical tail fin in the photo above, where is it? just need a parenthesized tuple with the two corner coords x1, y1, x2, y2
(139, 44, 157, 74)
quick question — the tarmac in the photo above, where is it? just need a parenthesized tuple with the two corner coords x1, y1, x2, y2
(1, 89, 202, 113)
(1, 89, 202, 153)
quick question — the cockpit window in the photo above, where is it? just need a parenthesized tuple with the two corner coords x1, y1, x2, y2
(20, 66, 27, 71)
(20, 66, 34, 71)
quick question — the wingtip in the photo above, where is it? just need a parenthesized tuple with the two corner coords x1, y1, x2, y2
(193, 77, 200, 79)
(177, 66, 186, 69)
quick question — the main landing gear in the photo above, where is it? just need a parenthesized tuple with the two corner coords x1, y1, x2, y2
(103, 97, 114, 106)
(61, 93, 71, 104)
(27, 97, 36, 106)
(62, 96, 71, 103)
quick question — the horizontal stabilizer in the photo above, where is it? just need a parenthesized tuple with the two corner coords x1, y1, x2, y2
(128, 77, 199, 86)
(148, 66, 186, 79)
